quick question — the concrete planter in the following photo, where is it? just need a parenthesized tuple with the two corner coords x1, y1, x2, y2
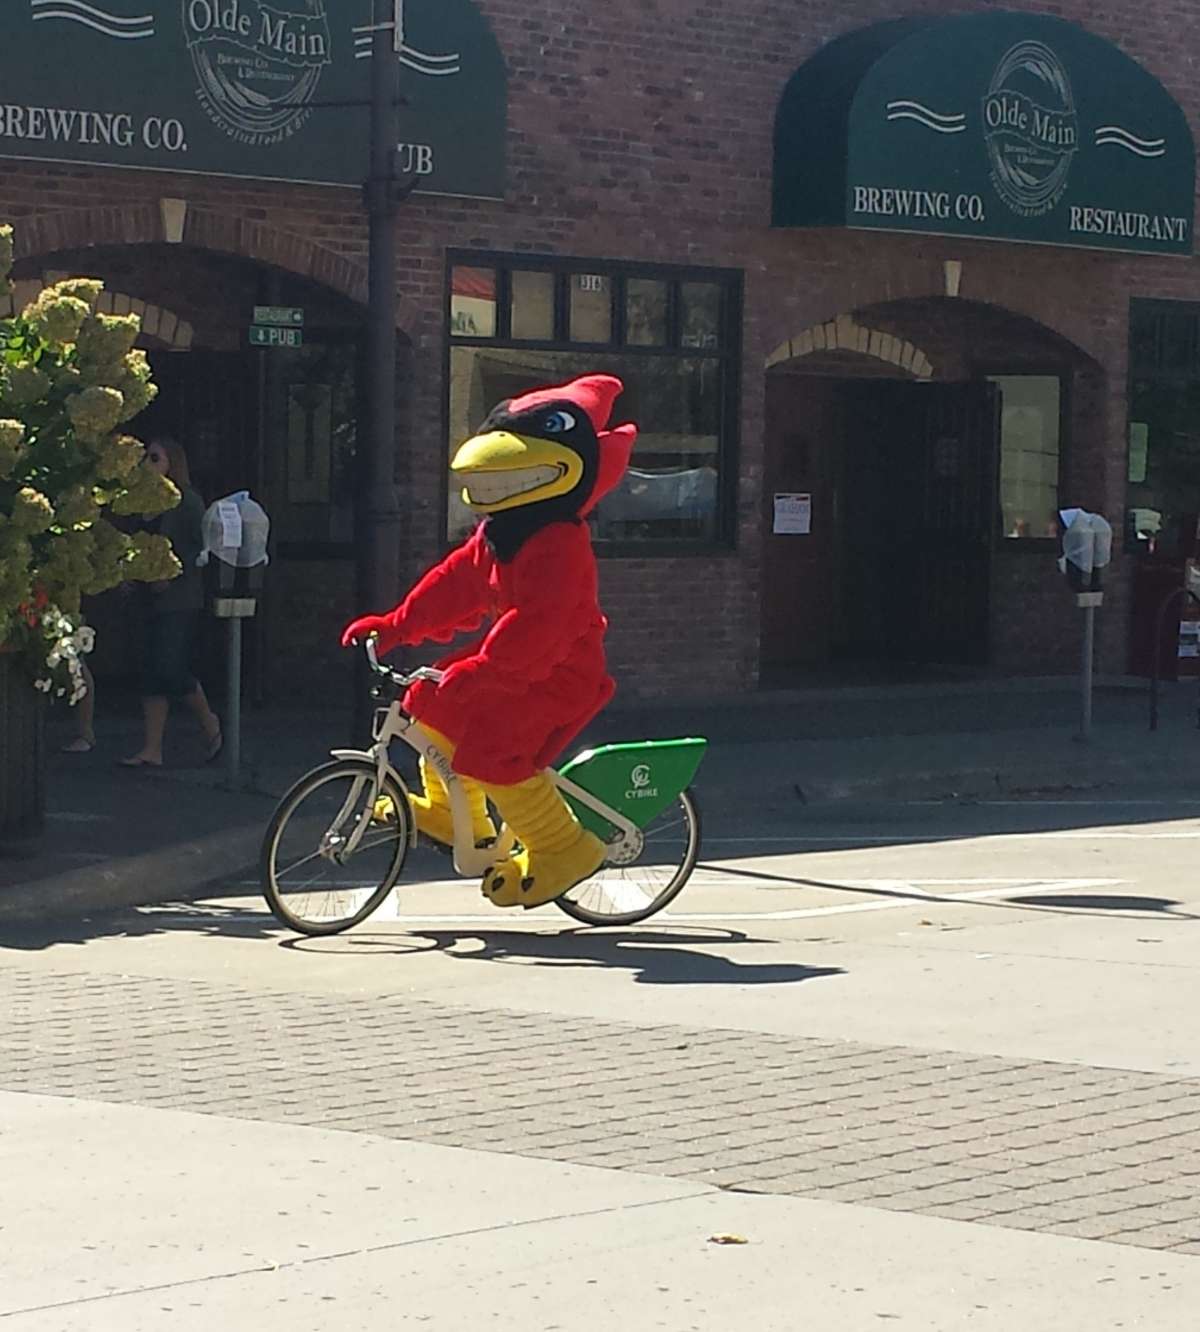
(0, 652, 45, 843)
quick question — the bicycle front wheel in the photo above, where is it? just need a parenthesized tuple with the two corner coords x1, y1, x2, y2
(555, 788, 702, 927)
(261, 759, 411, 936)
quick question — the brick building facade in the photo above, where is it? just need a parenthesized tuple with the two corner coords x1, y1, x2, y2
(2, 0, 1198, 704)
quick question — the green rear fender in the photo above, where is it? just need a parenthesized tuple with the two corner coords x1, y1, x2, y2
(557, 738, 707, 836)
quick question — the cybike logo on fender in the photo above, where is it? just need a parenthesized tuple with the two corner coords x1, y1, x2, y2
(982, 39, 1077, 218)
(184, 0, 332, 147)
(626, 764, 659, 800)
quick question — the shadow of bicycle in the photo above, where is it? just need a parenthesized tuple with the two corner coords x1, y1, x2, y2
(283, 925, 845, 988)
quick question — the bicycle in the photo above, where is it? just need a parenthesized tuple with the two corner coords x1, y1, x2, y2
(260, 639, 707, 936)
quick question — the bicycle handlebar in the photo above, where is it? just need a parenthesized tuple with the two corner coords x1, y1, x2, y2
(361, 635, 444, 688)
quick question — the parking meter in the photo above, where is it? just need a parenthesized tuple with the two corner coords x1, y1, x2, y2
(200, 491, 270, 614)
(198, 492, 270, 787)
(1057, 509, 1112, 740)
(1057, 508, 1112, 597)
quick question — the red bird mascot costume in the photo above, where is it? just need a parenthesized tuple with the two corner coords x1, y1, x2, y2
(342, 374, 636, 909)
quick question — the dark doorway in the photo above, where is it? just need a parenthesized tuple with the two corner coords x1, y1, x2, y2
(137, 350, 260, 503)
(87, 349, 259, 698)
(761, 375, 1000, 680)
(837, 380, 999, 667)
(88, 337, 363, 704)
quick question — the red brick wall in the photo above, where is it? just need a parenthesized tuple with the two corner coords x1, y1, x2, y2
(3, 0, 1199, 694)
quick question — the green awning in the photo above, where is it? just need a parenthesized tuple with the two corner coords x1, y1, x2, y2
(773, 12, 1195, 256)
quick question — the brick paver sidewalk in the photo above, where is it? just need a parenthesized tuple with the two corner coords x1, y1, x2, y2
(3, 966, 1199, 1254)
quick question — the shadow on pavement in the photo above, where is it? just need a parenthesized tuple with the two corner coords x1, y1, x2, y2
(700, 862, 1200, 923)
(283, 926, 846, 988)
(1005, 892, 1199, 918)
(0, 900, 278, 951)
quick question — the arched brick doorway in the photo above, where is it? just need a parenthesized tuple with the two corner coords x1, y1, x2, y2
(7, 205, 370, 308)
(9, 234, 408, 706)
(761, 297, 1106, 683)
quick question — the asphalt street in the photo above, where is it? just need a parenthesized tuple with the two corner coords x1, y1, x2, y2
(2, 793, 1199, 1328)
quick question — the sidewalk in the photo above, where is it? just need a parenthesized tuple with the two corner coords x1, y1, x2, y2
(2, 673, 1199, 922)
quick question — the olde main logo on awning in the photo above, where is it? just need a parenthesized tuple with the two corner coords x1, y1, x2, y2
(0, 0, 506, 196)
(184, 0, 332, 146)
(983, 41, 1077, 219)
(773, 12, 1195, 256)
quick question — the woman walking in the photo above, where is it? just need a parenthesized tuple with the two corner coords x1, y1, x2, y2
(120, 439, 222, 768)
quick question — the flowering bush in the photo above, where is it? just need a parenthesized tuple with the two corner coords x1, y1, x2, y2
(0, 223, 180, 702)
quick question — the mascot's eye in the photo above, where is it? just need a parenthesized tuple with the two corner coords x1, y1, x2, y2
(541, 410, 576, 434)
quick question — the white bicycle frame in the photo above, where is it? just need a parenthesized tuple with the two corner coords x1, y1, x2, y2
(334, 642, 644, 878)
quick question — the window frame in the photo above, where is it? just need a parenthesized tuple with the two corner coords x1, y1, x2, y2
(443, 250, 743, 556)
(978, 363, 1070, 553)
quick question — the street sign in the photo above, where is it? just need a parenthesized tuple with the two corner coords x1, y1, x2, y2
(249, 326, 303, 349)
(253, 306, 305, 327)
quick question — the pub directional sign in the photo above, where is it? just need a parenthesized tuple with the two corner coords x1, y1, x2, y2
(773, 12, 1196, 256)
(249, 325, 302, 349)
(0, 1, 507, 199)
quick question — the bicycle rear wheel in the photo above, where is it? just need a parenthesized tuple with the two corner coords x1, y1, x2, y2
(261, 759, 411, 936)
(555, 789, 701, 927)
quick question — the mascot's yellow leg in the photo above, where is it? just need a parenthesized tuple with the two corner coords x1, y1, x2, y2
(373, 727, 495, 849)
(480, 774, 605, 908)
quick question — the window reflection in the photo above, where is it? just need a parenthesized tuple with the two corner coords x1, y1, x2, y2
(626, 278, 669, 347)
(448, 346, 720, 544)
(989, 375, 1061, 540)
(450, 266, 497, 338)
(680, 282, 720, 350)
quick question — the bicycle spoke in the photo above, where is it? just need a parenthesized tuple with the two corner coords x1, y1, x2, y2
(559, 793, 699, 925)
(266, 764, 408, 934)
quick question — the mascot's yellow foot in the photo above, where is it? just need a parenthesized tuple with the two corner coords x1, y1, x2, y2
(483, 828, 606, 909)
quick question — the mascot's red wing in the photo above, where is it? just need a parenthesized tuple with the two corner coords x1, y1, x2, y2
(345, 373, 636, 790)
(403, 521, 615, 786)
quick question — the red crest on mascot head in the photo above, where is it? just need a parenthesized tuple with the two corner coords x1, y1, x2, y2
(507, 374, 637, 515)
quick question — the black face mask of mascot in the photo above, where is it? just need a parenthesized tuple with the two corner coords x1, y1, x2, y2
(470, 398, 601, 563)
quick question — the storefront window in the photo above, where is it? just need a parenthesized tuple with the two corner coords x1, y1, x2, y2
(626, 278, 669, 347)
(681, 282, 721, 350)
(450, 266, 497, 338)
(1128, 301, 1200, 560)
(448, 255, 740, 550)
(989, 375, 1062, 540)
(511, 270, 555, 341)
(570, 273, 614, 343)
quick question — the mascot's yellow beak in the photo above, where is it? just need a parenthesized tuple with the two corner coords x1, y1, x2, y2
(451, 430, 584, 513)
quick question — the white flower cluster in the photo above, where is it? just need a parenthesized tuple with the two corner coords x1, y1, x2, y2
(32, 609, 94, 704)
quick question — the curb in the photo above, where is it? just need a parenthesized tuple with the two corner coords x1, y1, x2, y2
(813, 758, 1195, 804)
(698, 747, 1200, 809)
(0, 821, 262, 924)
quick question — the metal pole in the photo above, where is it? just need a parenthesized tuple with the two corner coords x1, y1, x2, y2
(1080, 603, 1095, 741)
(363, 0, 402, 630)
(226, 616, 242, 788)
(355, 0, 403, 740)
